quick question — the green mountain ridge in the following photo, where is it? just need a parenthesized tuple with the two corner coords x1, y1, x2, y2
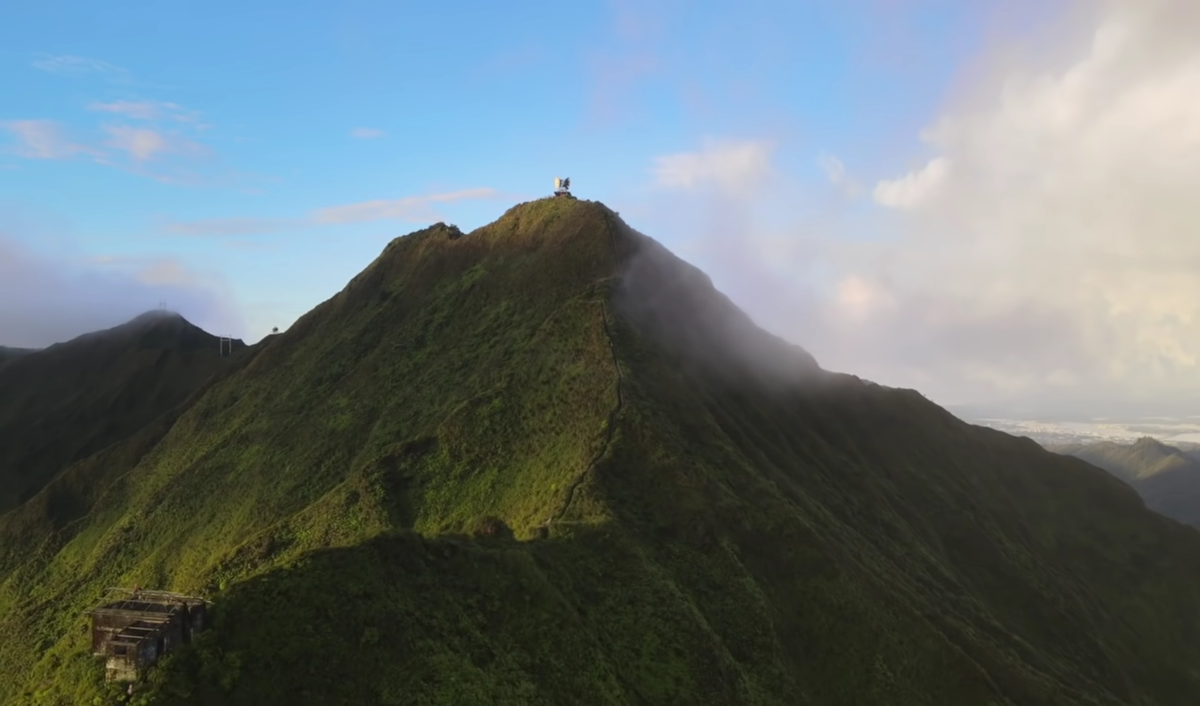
(3, 198, 1200, 705)
(1049, 437, 1200, 528)
(0, 346, 39, 364)
(0, 310, 247, 514)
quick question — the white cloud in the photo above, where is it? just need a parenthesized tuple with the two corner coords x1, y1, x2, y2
(1, 120, 97, 160)
(872, 157, 949, 209)
(653, 138, 774, 196)
(350, 127, 386, 139)
(103, 125, 208, 162)
(635, 0, 1200, 416)
(837, 0, 1200, 411)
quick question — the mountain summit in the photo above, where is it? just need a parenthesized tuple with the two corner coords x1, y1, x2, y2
(3, 198, 1200, 705)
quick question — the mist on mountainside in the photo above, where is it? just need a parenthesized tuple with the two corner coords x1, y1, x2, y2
(625, 0, 1200, 420)
(6, 199, 1200, 704)
(3, 0, 1200, 699)
(612, 220, 823, 389)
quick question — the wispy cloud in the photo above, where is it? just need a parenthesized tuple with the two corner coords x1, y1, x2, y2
(167, 188, 501, 236)
(13, 64, 255, 188)
(349, 127, 386, 139)
(652, 138, 774, 196)
(586, 0, 672, 124)
(31, 54, 128, 77)
(1, 120, 99, 160)
(103, 125, 208, 162)
(311, 188, 499, 224)
(818, 153, 861, 197)
(89, 100, 202, 125)
(165, 217, 302, 237)
(0, 119, 220, 186)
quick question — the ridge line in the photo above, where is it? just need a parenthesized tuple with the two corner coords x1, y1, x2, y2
(547, 214, 626, 528)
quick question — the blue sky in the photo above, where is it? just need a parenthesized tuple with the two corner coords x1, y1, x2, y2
(17, 0, 1193, 419)
(0, 0, 996, 340)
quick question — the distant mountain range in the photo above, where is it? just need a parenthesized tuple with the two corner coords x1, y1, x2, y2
(5, 199, 1200, 704)
(0, 346, 37, 364)
(1048, 437, 1200, 528)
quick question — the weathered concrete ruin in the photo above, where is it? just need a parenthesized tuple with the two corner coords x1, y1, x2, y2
(89, 588, 209, 682)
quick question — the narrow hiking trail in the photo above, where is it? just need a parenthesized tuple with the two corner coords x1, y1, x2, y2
(549, 215, 628, 527)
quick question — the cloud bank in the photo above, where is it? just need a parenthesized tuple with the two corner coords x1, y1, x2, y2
(0, 235, 243, 348)
(648, 0, 1200, 416)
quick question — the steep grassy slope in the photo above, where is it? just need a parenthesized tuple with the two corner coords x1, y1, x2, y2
(3, 198, 1200, 706)
(1050, 438, 1200, 527)
(0, 312, 245, 513)
(0, 339, 261, 582)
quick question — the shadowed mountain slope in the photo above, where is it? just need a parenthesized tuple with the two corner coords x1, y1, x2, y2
(0, 346, 37, 365)
(2, 199, 1200, 705)
(0, 311, 245, 513)
(1050, 437, 1200, 528)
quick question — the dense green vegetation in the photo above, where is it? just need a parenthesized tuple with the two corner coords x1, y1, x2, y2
(3, 197, 1200, 705)
(1050, 437, 1200, 527)
(0, 312, 244, 513)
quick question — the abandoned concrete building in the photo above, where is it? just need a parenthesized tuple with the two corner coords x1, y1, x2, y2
(89, 588, 209, 682)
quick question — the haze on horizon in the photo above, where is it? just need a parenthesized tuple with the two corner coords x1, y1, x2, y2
(2, 0, 1197, 419)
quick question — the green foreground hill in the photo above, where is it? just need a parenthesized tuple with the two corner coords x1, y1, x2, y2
(3, 198, 1200, 706)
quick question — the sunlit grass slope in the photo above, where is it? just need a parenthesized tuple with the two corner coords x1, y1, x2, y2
(3, 198, 1200, 705)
